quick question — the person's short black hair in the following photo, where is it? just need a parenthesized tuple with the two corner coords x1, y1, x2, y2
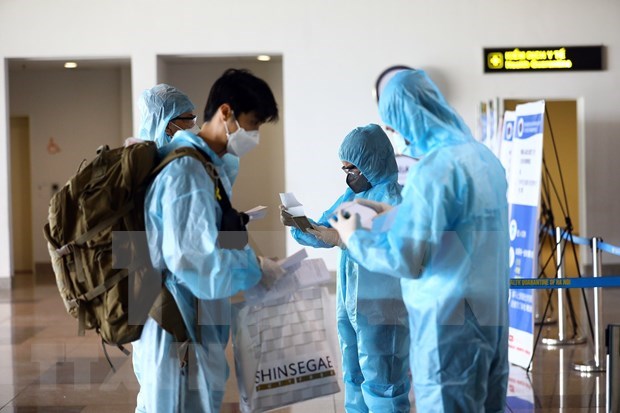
(203, 68, 279, 124)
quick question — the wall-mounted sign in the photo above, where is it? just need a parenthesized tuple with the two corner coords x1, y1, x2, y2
(484, 46, 603, 73)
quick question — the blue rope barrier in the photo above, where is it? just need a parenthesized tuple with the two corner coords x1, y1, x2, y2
(510, 276, 620, 289)
(540, 226, 590, 245)
(538, 226, 620, 248)
(599, 241, 620, 257)
(541, 226, 554, 237)
(562, 232, 590, 246)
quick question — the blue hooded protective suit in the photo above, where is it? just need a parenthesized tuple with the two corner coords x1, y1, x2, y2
(138, 84, 195, 147)
(132, 130, 261, 413)
(345, 70, 510, 413)
(291, 124, 411, 413)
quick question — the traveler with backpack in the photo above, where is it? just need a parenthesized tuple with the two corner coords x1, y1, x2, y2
(131, 69, 280, 413)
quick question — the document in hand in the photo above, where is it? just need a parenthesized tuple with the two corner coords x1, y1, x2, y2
(332, 201, 378, 230)
(279, 192, 313, 232)
(245, 205, 268, 221)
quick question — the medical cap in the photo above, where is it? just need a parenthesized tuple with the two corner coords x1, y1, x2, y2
(338, 124, 398, 186)
(138, 84, 195, 146)
(378, 69, 472, 157)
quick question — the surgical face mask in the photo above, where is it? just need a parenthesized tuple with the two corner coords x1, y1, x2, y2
(224, 119, 260, 157)
(346, 173, 372, 193)
(169, 121, 199, 136)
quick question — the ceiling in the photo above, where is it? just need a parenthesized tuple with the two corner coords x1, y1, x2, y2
(8, 54, 282, 72)
(8, 58, 131, 72)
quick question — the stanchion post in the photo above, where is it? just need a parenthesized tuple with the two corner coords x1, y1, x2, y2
(607, 324, 620, 412)
(543, 227, 585, 346)
(535, 227, 557, 326)
(573, 237, 606, 372)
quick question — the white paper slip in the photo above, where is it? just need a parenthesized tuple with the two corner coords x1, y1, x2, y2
(244, 249, 335, 306)
(279, 192, 306, 217)
(277, 248, 308, 270)
(245, 205, 268, 221)
(333, 201, 377, 230)
(245, 270, 300, 306)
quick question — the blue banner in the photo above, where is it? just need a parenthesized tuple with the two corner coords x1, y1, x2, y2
(516, 113, 544, 139)
(509, 205, 538, 279)
(510, 276, 620, 289)
(506, 100, 545, 369)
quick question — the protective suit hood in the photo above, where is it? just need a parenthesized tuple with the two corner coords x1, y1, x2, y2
(138, 84, 195, 147)
(378, 70, 473, 157)
(338, 123, 398, 187)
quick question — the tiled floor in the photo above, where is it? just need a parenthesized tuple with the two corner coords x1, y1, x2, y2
(0, 274, 617, 412)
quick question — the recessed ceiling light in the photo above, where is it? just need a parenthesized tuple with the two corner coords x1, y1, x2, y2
(64, 62, 78, 69)
(257, 55, 271, 62)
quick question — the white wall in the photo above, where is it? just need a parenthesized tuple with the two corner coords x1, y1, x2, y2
(0, 61, 12, 285)
(1, 0, 619, 279)
(8, 67, 131, 264)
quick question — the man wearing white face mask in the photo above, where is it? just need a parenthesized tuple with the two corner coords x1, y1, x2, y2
(132, 68, 280, 413)
(223, 112, 260, 156)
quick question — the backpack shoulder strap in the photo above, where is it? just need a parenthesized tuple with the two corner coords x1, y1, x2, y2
(151, 146, 219, 183)
(153, 145, 235, 210)
(192, 148, 233, 210)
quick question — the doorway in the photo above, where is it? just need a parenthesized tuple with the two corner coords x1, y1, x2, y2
(10, 116, 33, 274)
(8, 58, 132, 278)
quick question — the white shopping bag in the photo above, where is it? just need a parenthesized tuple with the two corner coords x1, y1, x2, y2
(232, 287, 340, 413)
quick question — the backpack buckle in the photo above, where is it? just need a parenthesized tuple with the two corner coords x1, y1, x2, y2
(56, 242, 74, 257)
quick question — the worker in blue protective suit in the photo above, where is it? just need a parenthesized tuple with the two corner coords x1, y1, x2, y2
(137, 83, 198, 147)
(329, 70, 510, 413)
(280, 124, 411, 413)
(134, 83, 240, 185)
(132, 69, 281, 413)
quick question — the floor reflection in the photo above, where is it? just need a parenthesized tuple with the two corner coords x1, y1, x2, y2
(505, 285, 620, 413)
(0, 274, 617, 412)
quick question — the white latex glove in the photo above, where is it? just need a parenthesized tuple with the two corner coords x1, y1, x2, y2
(279, 205, 295, 227)
(258, 256, 286, 289)
(307, 224, 344, 249)
(328, 210, 361, 246)
(355, 198, 393, 215)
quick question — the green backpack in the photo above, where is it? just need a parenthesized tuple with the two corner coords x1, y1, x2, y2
(43, 141, 219, 358)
